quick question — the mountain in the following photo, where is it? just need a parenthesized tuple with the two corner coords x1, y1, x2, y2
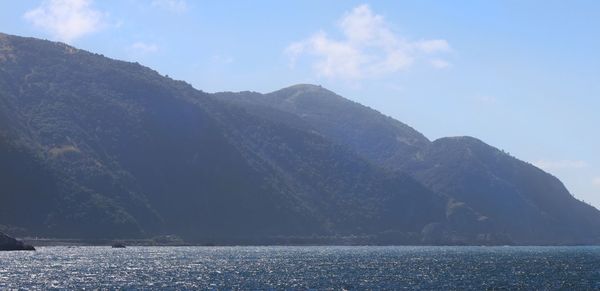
(0, 33, 467, 244)
(215, 85, 430, 169)
(219, 84, 600, 245)
(405, 137, 600, 244)
(1, 33, 599, 245)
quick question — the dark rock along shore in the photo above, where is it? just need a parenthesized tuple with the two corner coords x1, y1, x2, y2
(0, 232, 35, 251)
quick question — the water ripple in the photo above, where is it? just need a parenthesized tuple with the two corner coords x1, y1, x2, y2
(1, 246, 600, 289)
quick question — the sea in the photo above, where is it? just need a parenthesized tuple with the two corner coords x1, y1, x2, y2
(1, 246, 600, 289)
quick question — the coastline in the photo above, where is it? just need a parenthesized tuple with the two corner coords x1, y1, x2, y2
(20, 237, 599, 247)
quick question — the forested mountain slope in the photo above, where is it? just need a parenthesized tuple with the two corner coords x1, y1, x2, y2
(2, 33, 599, 244)
(220, 84, 600, 245)
(1, 33, 472, 244)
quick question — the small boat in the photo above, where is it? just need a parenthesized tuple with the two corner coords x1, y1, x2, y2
(111, 243, 126, 248)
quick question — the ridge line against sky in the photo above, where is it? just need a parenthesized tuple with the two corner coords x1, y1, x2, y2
(1, 0, 599, 208)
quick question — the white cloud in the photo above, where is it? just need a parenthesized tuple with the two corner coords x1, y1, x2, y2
(534, 160, 588, 171)
(430, 59, 451, 69)
(285, 4, 451, 79)
(287, 31, 364, 79)
(415, 39, 451, 53)
(152, 0, 188, 13)
(129, 42, 159, 54)
(593, 177, 600, 188)
(24, 0, 105, 42)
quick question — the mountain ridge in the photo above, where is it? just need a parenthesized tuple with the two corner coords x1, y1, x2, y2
(1, 32, 599, 245)
(0, 33, 452, 244)
(219, 83, 600, 245)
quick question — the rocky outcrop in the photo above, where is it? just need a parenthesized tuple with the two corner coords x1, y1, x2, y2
(0, 232, 35, 251)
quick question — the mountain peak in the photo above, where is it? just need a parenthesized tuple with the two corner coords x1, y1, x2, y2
(280, 83, 327, 91)
(3, 33, 600, 245)
(435, 136, 485, 145)
(270, 83, 336, 97)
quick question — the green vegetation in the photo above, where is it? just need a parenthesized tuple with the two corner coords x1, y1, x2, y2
(1, 32, 599, 245)
(0, 33, 446, 243)
(221, 84, 600, 245)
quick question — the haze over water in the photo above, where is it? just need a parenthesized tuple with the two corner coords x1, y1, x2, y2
(2, 246, 600, 289)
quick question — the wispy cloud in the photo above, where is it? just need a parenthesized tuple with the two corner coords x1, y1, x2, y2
(430, 59, 451, 69)
(593, 177, 600, 188)
(415, 39, 451, 54)
(151, 0, 188, 13)
(285, 4, 451, 79)
(129, 42, 159, 54)
(534, 159, 588, 171)
(24, 0, 105, 42)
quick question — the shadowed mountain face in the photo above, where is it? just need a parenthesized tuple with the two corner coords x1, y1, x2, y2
(405, 137, 600, 244)
(0, 33, 455, 243)
(1, 33, 599, 245)
(220, 84, 600, 245)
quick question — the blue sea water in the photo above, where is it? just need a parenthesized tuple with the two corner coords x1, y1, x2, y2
(1, 246, 600, 289)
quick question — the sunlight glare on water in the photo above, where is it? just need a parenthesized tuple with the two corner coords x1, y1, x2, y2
(1, 246, 600, 289)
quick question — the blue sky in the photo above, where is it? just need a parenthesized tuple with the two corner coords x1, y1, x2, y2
(2, 0, 600, 208)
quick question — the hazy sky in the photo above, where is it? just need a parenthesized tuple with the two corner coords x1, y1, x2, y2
(2, 0, 599, 208)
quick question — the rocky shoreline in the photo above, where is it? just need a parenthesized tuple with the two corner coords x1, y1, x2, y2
(0, 232, 35, 251)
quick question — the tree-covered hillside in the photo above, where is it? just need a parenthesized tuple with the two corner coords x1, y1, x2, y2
(2, 32, 599, 245)
(0, 33, 462, 244)
(220, 84, 600, 245)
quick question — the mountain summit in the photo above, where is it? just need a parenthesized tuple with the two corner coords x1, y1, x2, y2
(1, 33, 599, 245)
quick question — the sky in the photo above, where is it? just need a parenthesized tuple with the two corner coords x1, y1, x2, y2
(2, 0, 600, 208)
